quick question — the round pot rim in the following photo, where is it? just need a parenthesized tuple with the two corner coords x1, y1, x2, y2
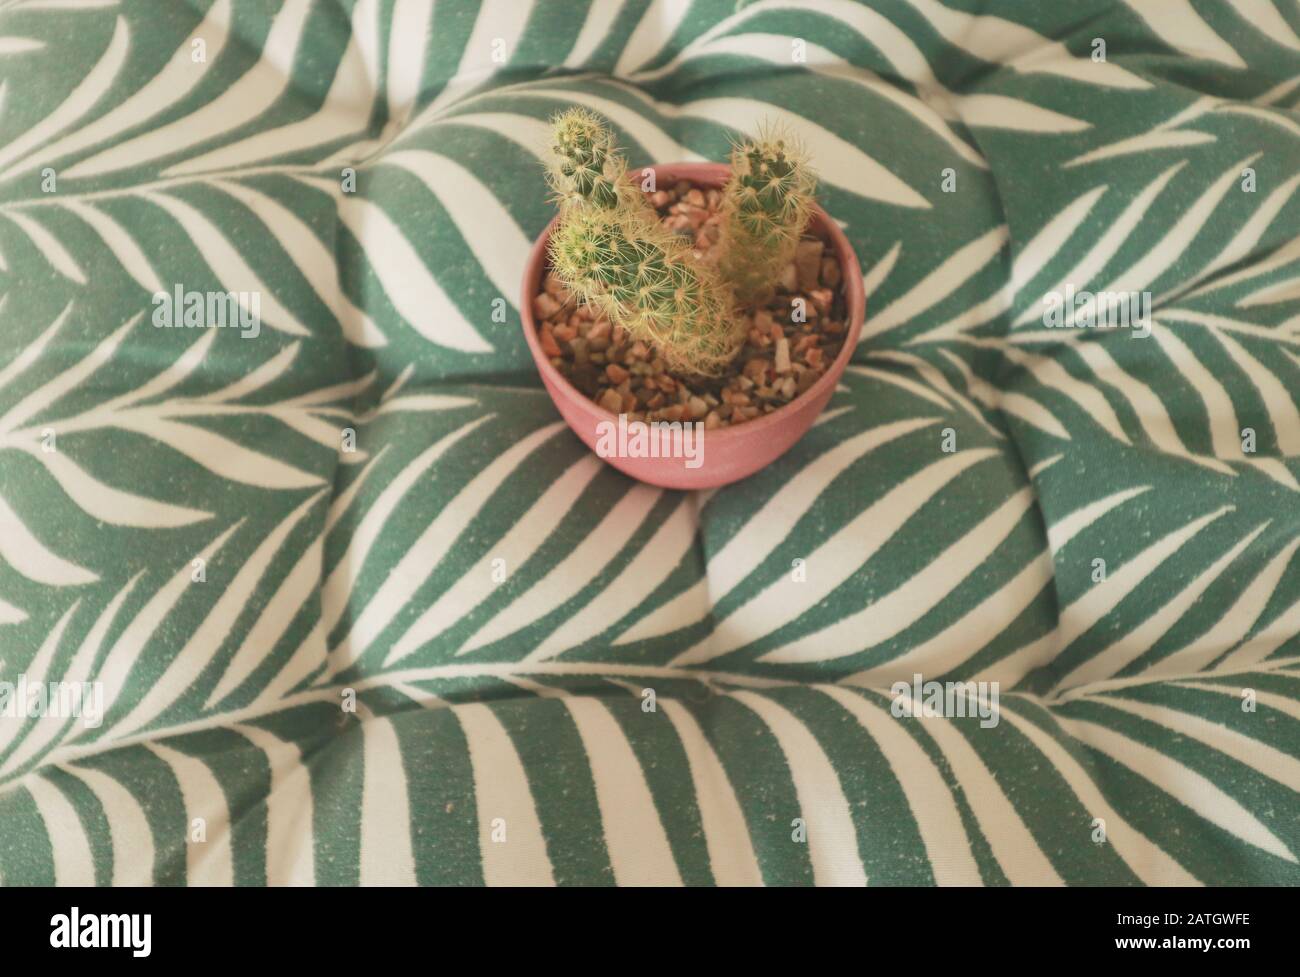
(519, 161, 865, 444)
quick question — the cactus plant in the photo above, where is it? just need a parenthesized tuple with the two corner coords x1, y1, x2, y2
(718, 128, 817, 306)
(541, 111, 818, 377)
(546, 107, 635, 212)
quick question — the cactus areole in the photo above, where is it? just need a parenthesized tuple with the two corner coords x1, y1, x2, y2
(522, 110, 865, 489)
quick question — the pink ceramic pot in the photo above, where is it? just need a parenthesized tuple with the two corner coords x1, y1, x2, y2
(519, 162, 865, 490)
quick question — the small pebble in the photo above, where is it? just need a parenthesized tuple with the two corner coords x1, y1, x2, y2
(774, 337, 792, 374)
(534, 292, 562, 320)
(540, 324, 561, 357)
(794, 238, 824, 291)
(598, 388, 623, 413)
(821, 257, 841, 288)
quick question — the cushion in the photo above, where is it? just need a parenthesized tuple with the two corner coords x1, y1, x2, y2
(0, 0, 1297, 885)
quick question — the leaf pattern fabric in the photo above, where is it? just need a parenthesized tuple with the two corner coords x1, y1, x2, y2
(1, 0, 1298, 886)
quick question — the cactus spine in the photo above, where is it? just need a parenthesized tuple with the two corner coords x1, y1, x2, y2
(719, 129, 816, 306)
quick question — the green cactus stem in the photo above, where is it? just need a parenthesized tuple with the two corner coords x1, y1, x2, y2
(719, 128, 817, 306)
(548, 206, 745, 377)
(546, 108, 630, 211)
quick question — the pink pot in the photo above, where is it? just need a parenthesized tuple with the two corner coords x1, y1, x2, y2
(519, 162, 865, 490)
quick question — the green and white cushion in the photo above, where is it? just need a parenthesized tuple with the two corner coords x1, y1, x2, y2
(0, 0, 1298, 885)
